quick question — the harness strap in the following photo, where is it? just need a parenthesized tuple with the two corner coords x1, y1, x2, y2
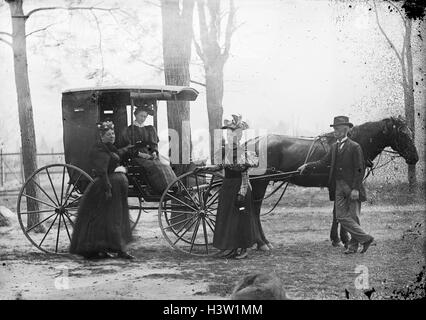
(253, 180, 286, 203)
(259, 181, 290, 216)
(303, 137, 320, 165)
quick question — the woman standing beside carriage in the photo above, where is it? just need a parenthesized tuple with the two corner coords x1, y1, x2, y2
(69, 121, 134, 260)
(205, 115, 270, 259)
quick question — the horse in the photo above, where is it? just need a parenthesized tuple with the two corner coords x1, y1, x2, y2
(246, 116, 419, 246)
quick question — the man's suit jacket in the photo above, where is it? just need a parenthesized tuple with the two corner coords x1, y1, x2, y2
(306, 137, 366, 202)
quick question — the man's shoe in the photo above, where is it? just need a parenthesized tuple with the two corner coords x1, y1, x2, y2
(344, 248, 357, 254)
(360, 237, 374, 254)
(332, 241, 344, 247)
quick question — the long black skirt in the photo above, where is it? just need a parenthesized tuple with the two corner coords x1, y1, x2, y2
(212, 176, 258, 250)
(69, 173, 132, 256)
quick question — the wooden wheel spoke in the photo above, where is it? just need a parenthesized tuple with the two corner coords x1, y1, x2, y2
(64, 196, 81, 209)
(38, 214, 59, 248)
(203, 175, 215, 204)
(31, 178, 59, 207)
(60, 166, 66, 205)
(164, 216, 195, 230)
(194, 174, 202, 206)
(189, 218, 201, 253)
(206, 215, 216, 226)
(177, 180, 199, 209)
(45, 167, 60, 205)
(61, 214, 72, 242)
(166, 192, 197, 212)
(204, 217, 215, 233)
(55, 213, 62, 253)
(62, 182, 73, 207)
(205, 189, 220, 207)
(201, 218, 209, 254)
(20, 209, 55, 215)
(26, 212, 56, 233)
(63, 173, 82, 206)
(63, 212, 75, 227)
(22, 193, 57, 209)
(173, 216, 198, 245)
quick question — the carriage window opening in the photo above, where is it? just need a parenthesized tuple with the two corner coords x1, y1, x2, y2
(73, 107, 84, 112)
(104, 110, 114, 114)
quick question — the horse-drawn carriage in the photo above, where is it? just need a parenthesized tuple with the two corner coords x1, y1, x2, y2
(16, 85, 419, 257)
(17, 85, 230, 256)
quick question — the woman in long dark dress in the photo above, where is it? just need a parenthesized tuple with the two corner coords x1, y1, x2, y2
(119, 104, 160, 160)
(69, 121, 134, 260)
(208, 115, 262, 259)
(117, 104, 176, 193)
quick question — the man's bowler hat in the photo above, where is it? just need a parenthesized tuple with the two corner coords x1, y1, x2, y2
(330, 116, 353, 128)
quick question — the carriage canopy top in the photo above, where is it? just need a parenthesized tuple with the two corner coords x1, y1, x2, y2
(62, 85, 199, 101)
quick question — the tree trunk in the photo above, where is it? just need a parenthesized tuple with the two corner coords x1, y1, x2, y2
(421, 18, 426, 259)
(205, 64, 224, 162)
(8, 0, 42, 230)
(161, 0, 195, 174)
(196, 0, 234, 163)
(404, 18, 417, 192)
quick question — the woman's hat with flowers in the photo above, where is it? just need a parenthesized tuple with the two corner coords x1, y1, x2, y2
(97, 120, 114, 132)
(221, 114, 249, 131)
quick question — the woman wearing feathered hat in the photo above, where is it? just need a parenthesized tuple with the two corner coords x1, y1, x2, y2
(205, 114, 263, 259)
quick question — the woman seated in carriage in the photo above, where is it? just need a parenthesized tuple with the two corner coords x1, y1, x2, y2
(117, 104, 176, 194)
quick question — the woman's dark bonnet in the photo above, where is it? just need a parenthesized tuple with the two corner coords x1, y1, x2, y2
(134, 104, 154, 116)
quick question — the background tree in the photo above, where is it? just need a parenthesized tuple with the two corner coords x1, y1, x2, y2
(193, 0, 236, 162)
(160, 0, 195, 173)
(373, 0, 418, 191)
(0, 0, 117, 229)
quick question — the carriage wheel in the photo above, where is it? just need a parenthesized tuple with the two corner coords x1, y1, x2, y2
(128, 197, 143, 231)
(17, 164, 93, 254)
(158, 170, 223, 256)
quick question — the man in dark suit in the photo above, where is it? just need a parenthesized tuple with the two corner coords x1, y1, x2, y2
(298, 116, 374, 254)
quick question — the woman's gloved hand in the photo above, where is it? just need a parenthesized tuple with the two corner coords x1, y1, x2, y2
(138, 152, 153, 160)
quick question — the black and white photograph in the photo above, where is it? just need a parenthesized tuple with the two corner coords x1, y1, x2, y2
(0, 0, 425, 303)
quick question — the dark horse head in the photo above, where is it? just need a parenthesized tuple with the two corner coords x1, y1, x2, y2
(349, 116, 418, 165)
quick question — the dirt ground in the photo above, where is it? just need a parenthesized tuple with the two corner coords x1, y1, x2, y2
(0, 186, 424, 300)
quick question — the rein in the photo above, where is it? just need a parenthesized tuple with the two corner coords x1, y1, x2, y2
(364, 148, 402, 181)
(255, 136, 324, 215)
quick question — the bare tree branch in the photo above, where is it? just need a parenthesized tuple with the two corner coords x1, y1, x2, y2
(197, 0, 209, 50)
(26, 6, 119, 19)
(0, 31, 11, 37)
(138, 58, 164, 71)
(25, 22, 58, 38)
(373, 0, 402, 63)
(90, 10, 105, 85)
(190, 79, 206, 87)
(143, 0, 161, 7)
(0, 37, 12, 47)
(193, 34, 206, 63)
(222, 0, 235, 61)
